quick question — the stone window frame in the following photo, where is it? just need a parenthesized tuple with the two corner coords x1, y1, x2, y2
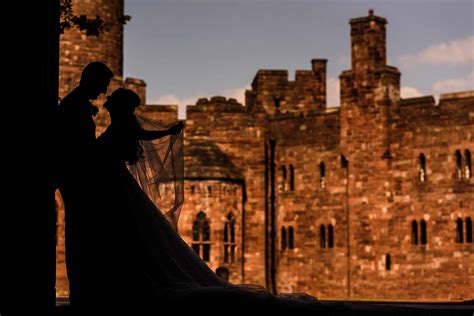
(288, 226, 295, 249)
(464, 149, 472, 179)
(192, 211, 212, 262)
(223, 212, 237, 264)
(456, 217, 473, 244)
(289, 164, 295, 191)
(411, 219, 428, 246)
(281, 226, 287, 251)
(319, 223, 334, 249)
(455, 150, 463, 180)
(319, 161, 326, 189)
(418, 153, 427, 183)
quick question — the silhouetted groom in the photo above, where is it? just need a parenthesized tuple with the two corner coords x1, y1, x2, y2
(56, 61, 114, 308)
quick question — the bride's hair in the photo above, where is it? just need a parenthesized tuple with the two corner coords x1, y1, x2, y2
(104, 88, 144, 165)
(104, 88, 141, 113)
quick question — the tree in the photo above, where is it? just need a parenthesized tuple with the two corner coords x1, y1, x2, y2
(60, 0, 131, 37)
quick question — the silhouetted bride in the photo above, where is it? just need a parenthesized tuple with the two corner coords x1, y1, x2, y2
(86, 88, 327, 314)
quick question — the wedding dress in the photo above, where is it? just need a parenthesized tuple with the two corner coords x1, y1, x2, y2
(86, 114, 330, 314)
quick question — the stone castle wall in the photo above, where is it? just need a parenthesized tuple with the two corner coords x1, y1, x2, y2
(54, 3, 473, 301)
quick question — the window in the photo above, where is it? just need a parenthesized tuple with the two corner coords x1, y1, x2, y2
(192, 211, 211, 261)
(274, 97, 281, 112)
(420, 220, 427, 245)
(456, 218, 464, 243)
(341, 155, 349, 169)
(385, 254, 391, 271)
(319, 162, 326, 189)
(289, 164, 295, 191)
(411, 220, 418, 245)
(281, 165, 287, 191)
(281, 227, 287, 251)
(466, 217, 472, 243)
(319, 225, 326, 249)
(319, 224, 334, 249)
(288, 226, 294, 249)
(328, 224, 334, 248)
(455, 150, 463, 179)
(419, 153, 426, 182)
(224, 213, 236, 263)
(465, 149, 472, 179)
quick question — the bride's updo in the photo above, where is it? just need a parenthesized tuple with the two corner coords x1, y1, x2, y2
(103, 88, 144, 165)
(104, 88, 141, 113)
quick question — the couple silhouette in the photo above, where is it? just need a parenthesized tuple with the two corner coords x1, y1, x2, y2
(56, 62, 325, 314)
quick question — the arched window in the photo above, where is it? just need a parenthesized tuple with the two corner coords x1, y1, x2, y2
(411, 220, 418, 245)
(456, 218, 464, 243)
(341, 155, 349, 169)
(281, 165, 287, 191)
(328, 224, 334, 248)
(466, 217, 473, 243)
(455, 150, 463, 179)
(319, 225, 326, 248)
(465, 149, 472, 179)
(319, 162, 326, 189)
(419, 153, 426, 182)
(289, 164, 295, 191)
(281, 227, 287, 251)
(192, 211, 211, 261)
(274, 97, 281, 112)
(385, 254, 391, 271)
(224, 213, 236, 263)
(288, 226, 294, 249)
(420, 220, 427, 245)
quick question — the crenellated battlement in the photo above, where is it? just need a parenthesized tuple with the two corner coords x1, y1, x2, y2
(399, 96, 436, 107)
(137, 104, 179, 123)
(187, 96, 247, 114)
(248, 59, 327, 114)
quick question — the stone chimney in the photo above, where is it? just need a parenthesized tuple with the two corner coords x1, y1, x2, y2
(311, 59, 327, 106)
(349, 9, 387, 77)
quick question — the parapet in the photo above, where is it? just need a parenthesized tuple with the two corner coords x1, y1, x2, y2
(188, 96, 246, 114)
(249, 59, 328, 114)
(399, 96, 436, 107)
(138, 104, 179, 123)
(439, 90, 474, 102)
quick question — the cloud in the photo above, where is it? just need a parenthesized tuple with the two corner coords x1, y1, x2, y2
(336, 55, 350, 67)
(400, 36, 474, 66)
(327, 77, 340, 107)
(431, 70, 474, 95)
(401, 86, 423, 98)
(223, 86, 250, 105)
(153, 85, 251, 119)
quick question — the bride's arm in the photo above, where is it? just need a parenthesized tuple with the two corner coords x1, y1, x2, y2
(136, 121, 184, 141)
(136, 128, 169, 141)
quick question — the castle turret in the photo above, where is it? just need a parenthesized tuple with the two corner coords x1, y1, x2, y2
(247, 59, 328, 115)
(339, 10, 401, 297)
(59, 0, 124, 98)
(350, 9, 387, 77)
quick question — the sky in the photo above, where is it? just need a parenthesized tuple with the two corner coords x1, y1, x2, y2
(123, 0, 474, 119)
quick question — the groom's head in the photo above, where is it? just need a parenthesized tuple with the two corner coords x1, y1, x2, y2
(79, 61, 114, 100)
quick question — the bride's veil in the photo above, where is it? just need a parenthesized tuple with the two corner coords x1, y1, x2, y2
(128, 114, 184, 230)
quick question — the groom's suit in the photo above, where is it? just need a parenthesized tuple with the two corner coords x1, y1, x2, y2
(57, 87, 98, 307)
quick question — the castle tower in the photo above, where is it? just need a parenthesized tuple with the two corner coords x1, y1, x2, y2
(339, 10, 401, 298)
(59, 0, 124, 98)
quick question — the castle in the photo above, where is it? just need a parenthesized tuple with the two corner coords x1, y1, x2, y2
(56, 1, 474, 301)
